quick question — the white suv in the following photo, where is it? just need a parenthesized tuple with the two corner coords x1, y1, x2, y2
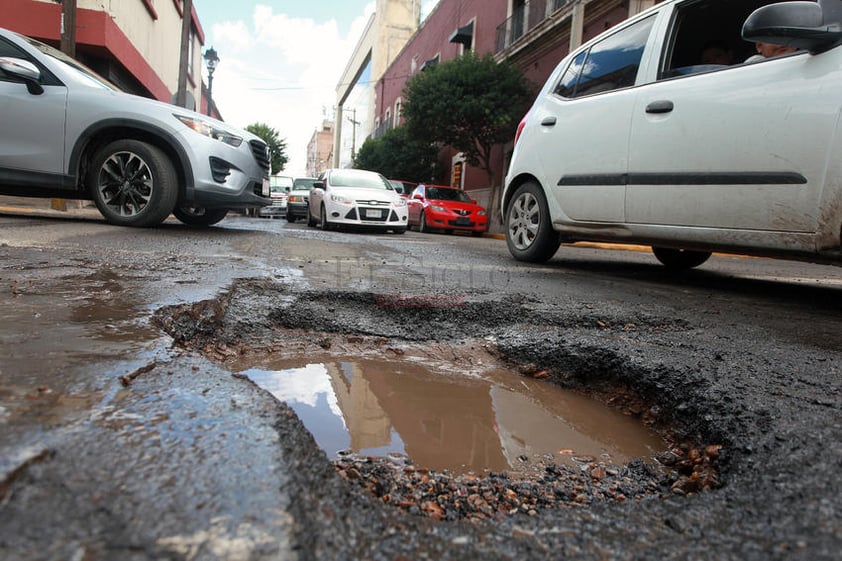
(503, 0, 842, 269)
(0, 27, 271, 227)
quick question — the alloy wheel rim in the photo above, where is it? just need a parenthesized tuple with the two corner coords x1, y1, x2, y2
(97, 151, 152, 217)
(508, 192, 539, 250)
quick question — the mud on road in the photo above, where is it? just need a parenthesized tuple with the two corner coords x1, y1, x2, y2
(153, 277, 841, 560)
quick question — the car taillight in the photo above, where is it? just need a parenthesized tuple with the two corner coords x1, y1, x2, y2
(514, 113, 529, 146)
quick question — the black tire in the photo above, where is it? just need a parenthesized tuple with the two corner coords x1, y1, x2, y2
(88, 139, 178, 227)
(393, 227, 406, 234)
(418, 210, 428, 233)
(287, 215, 297, 223)
(652, 247, 712, 270)
(505, 181, 561, 263)
(173, 206, 228, 226)
(319, 204, 330, 231)
(307, 206, 317, 227)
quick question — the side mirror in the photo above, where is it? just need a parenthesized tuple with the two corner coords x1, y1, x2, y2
(743, 1, 842, 54)
(0, 57, 44, 94)
(313, 181, 325, 189)
(413, 194, 423, 200)
(471, 199, 477, 204)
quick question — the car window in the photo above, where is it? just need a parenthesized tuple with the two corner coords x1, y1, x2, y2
(660, 0, 784, 79)
(0, 37, 34, 81)
(427, 187, 471, 202)
(554, 15, 655, 98)
(293, 178, 316, 190)
(329, 170, 390, 190)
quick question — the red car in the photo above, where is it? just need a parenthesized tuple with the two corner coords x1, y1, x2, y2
(406, 184, 488, 235)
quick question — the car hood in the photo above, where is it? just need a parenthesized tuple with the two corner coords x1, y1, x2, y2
(428, 200, 485, 212)
(331, 187, 401, 204)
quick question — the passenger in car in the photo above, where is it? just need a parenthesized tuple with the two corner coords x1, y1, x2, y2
(745, 42, 798, 63)
(700, 40, 734, 65)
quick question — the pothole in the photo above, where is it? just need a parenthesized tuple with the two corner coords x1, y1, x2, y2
(235, 356, 667, 476)
(154, 281, 724, 522)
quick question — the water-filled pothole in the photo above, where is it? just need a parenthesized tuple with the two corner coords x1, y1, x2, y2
(236, 355, 668, 475)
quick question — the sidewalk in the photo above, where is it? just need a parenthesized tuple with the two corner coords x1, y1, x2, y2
(0, 196, 102, 220)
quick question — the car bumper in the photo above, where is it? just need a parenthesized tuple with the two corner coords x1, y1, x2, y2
(287, 202, 308, 218)
(176, 130, 272, 210)
(325, 203, 408, 228)
(426, 211, 488, 232)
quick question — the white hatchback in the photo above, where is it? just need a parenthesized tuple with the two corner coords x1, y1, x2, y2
(307, 168, 407, 233)
(502, 0, 842, 269)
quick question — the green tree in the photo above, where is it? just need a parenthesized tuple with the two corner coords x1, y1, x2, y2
(354, 125, 439, 182)
(245, 122, 288, 174)
(402, 51, 533, 217)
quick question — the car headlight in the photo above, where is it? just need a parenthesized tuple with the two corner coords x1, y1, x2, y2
(330, 193, 355, 204)
(175, 115, 243, 147)
(431, 205, 447, 212)
(394, 198, 407, 207)
(289, 195, 302, 203)
(478, 210, 487, 216)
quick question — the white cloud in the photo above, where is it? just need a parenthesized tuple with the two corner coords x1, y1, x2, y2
(204, 4, 376, 176)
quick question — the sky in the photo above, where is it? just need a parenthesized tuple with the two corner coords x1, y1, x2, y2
(192, 1, 440, 176)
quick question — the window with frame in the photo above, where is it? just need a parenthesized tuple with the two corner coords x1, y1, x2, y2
(553, 15, 655, 99)
(660, 0, 786, 79)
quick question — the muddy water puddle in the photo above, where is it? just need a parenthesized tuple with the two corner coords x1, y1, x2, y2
(237, 356, 667, 475)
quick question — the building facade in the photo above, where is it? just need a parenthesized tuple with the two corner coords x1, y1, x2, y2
(368, 0, 657, 212)
(1, 0, 210, 113)
(307, 120, 335, 178)
(333, 0, 422, 169)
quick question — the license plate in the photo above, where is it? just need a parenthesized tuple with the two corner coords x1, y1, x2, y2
(455, 217, 471, 226)
(364, 209, 382, 219)
(261, 177, 270, 197)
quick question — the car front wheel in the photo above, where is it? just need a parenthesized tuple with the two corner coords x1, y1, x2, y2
(319, 204, 331, 230)
(505, 181, 561, 262)
(418, 210, 428, 233)
(173, 206, 228, 226)
(88, 139, 178, 227)
(652, 247, 712, 270)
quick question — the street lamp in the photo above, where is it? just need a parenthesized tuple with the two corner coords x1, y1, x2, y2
(203, 46, 219, 117)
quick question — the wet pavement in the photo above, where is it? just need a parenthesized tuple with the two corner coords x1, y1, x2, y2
(0, 204, 840, 560)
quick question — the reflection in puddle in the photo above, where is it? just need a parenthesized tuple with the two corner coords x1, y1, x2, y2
(241, 358, 667, 474)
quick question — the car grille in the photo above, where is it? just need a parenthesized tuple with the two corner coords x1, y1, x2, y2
(249, 140, 271, 173)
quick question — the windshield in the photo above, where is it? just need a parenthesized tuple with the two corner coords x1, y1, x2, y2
(21, 34, 117, 91)
(293, 178, 317, 190)
(426, 187, 472, 202)
(329, 170, 391, 190)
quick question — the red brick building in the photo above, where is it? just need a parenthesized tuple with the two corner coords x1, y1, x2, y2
(372, 0, 656, 215)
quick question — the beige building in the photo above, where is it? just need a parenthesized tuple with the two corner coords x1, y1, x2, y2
(306, 120, 335, 178)
(2, 0, 207, 110)
(332, 0, 422, 168)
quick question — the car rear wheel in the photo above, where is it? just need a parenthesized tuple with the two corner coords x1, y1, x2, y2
(88, 139, 178, 227)
(506, 181, 561, 262)
(173, 206, 228, 226)
(652, 247, 712, 270)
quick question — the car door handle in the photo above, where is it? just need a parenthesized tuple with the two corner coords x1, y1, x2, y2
(646, 100, 674, 114)
(541, 116, 557, 126)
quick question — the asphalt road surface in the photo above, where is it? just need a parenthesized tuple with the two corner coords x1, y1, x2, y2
(0, 206, 840, 561)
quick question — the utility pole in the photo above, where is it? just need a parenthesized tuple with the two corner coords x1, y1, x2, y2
(176, 0, 193, 108)
(53, 0, 77, 211)
(346, 108, 360, 162)
(60, 0, 77, 57)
